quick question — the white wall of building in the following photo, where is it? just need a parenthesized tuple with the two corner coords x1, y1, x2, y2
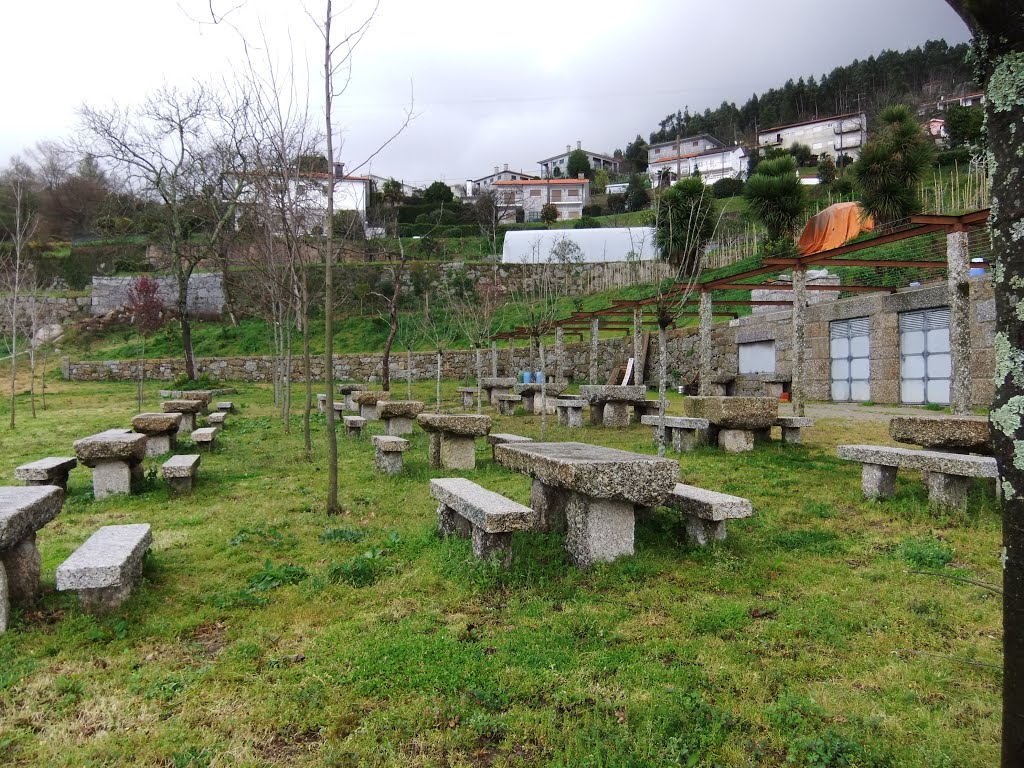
(758, 112, 867, 160)
(502, 227, 658, 263)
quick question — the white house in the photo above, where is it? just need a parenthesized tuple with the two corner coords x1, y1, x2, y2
(647, 144, 747, 187)
(757, 111, 868, 162)
(492, 177, 591, 222)
(368, 174, 420, 197)
(647, 134, 724, 166)
(472, 164, 539, 195)
(537, 141, 619, 178)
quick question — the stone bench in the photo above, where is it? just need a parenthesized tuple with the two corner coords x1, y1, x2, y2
(215, 401, 235, 413)
(753, 416, 814, 445)
(207, 411, 227, 427)
(458, 386, 477, 409)
(890, 415, 992, 454)
(56, 523, 152, 614)
(482, 377, 517, 405)
(337, 383, 367, 411)
(430, 477, 536, 568)
(161, 399, 205, 435)
(632, 399, 660, 424)
(1, 486, 65, 631)
(191, 427, 218, 451)
(343, 415, 366, 437)
(372, 436, 410, 474)
(417, 413, 492, 470)
(681, 396, 779, 453)
(377, 400, 425, 435)
(73, 430, 147, 499)
(662, 483, 753, 545)
(161, 454, 200, 495)
(555, 399, 587, 428)
(131, 413, 182, 457)
(514, 382, 567, 414)
(495, 394, 522, 416)
(578, 385, 647, 428)
(352, 391, 389, 420)
(641, 415, 711, 452)
(15, 457, 77, 491)
(837, 444, 998, 513)
(486, 433, 533, 462)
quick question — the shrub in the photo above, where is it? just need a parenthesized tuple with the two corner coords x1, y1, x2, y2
(711, 177, 745, 198)
(606, 193, 627, 214)
(936, 148, 974, 167)
(581, 204, 603, 217)
(573, 217, 602, 229)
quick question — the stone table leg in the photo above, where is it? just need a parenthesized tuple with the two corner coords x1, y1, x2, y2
(385, 416, 415, 436)
(752, 428, 772, 444)
(685, 516, 727, 546)
(146, 432, 175, 457)
(589, 403, 605, 426)
(531, 479, 568, 533)
(521, 393, 536, 413)
(925, 472, 971, 514)
(862, 464, 897, 499)
(718, 429, 754, 453)
(168, 476, 194, 495)
(437, 503, 472, 538)
(567, 408, 583, 428)
(472, 527, 513, 568)
(556, 408, 567, 426)
(359, 403, 377, 420)
(175, 413, 196, 436)
(782, 427, 803, 445)
(375, 448, 404, 475)
(0, 533, 41, 605)
(603, 401, 631, 428)
(93, 460, 132, 500)
(428, 433, 442, 468)
(674, 429, 698, 453)
(440, 434, 476, 470)
(565, 491, 635, 568)
(461, 392, 473, 408)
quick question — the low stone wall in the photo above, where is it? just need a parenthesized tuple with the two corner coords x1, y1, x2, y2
(91, 273, 225, 317)
(0, 295, 91, 333)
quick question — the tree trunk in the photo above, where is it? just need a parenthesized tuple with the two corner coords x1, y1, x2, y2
(8, 329, 16, 430)
(475, 346, 482, 414)
(302, 273, 312, 454)
(491, 341, 498, 377)
(407, 347, 412, 400)
(633, 307, 643, 386)
(555, 326, 564, 383)
(323, 0, 339, 514)
(590, 317, 599, 384)
(382, 288, 399, 392)
(539, 341, 548, 440)
(435, 350, 442, 412)
(657, 325, 668, 458)
(937, 7, 1024, 762)
(39, 348, 47, 411)
(177, 267, 197, 381)
(138, 335, 145, 412)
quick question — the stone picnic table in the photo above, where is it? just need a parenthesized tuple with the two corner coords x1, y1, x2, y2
(377, 400, 425, 435)
(481, 377, 517, 405)
(352, 391, 390, 420)
(161, 399, 206, 435)
(0, 485, 65, 632)
(494, 441, 678, 568)
(513, 381, 567, 414)
(416, 413, 492, 470)
(578, 385, 647, 427)
(337, 383, 367, 411)
(73, 429, 148, 499)
(889, 415, 992, 454)
(132, 412, 183, 457)
(681, 396, 778, 453)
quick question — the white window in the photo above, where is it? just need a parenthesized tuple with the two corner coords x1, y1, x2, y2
(550, 190, 563, 202)
(530, 189, 541, 197)
(568, 189, 579, 198)
(738, 341, 776, 374)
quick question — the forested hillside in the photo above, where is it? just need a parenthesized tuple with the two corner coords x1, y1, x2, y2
(644, 39, 974, 147)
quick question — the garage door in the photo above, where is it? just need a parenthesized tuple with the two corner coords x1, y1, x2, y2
(900, 308, 951, 405)
(830, 317, 871, 401)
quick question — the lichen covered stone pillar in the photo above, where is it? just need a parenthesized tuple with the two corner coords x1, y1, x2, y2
(590, 317, 599, 384)
(698, 292, 713, 396)
(947, 228, 971, 415)
(791, 268, 807, 416)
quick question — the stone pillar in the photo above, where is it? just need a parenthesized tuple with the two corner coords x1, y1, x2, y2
(947, 229, 971, 414)
(472, 528, 513, 567)
(491, 341, 498, 377)
(507, 341, 515, 376)
(564, 491, 635, 568)
(528, 336, 537, 375)
(439, 435, 476, 470)
(862, 464, 897, 499)
(0, 533, 41, 605)
(925, 471, 970, 514)
(603, 401, 631, 428)
(633, 306, 643, 385)
(698, 292, 713, 396)
(555, 326, 564, 383)
(590, 318, 599, 384)
(791, 268, 807, 416)
(437, 503, 472, 538)
(531, 480, 568, 533)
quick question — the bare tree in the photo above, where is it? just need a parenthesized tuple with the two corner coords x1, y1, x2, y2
(79, 84, 251, 380)
(372, 236, 410, 392)
(0, 170, 38, 429)
(474, 188, 520, 256)
(127, 275, 166, 411)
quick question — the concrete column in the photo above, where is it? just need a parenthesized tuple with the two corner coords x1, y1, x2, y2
(947, 229, 971, 414)
(698, 292, 713, 396)
(507, 340, 515, 376)
(529, 336, 537, 375)
(491, 341, 498, 377)
(791, 268, 807, 417)
(590, 318, 599, 384)
(555, 326, 564, 382)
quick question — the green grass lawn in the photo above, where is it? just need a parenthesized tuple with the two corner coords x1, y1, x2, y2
(0, 380, 1001, 766)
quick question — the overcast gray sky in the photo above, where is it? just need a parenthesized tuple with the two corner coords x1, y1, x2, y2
(3, 0, 970, 186)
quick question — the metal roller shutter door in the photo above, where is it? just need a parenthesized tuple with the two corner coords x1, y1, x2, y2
(899, 308, 951, 405)
(830, 317, 870, 402)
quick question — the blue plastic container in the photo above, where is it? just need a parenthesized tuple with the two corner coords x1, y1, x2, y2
(522, 371, 533, 384)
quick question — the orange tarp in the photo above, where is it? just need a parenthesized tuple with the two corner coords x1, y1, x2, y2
(798, 202, 874, 256)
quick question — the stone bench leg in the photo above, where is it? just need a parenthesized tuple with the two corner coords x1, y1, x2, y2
(531, 479, 568, 533)
(343, 395, 356, 411)
(437, 503, 472, 538)
(603, 401, 630, 428)
(521, 394, 536, 413)
(673, 428, 697, 453)
(472, 527, 513, 568)
(1, 533, 42, 608)
(685, 516, 727, 546)
(589, 403, 605, 426)
(782, 427, 803, 445)
(497, 401, 514, 416)
(862, 463, 897, 499)
(79, 577, 142, 615)
(385, 416, 414, 436)
(428, 433, 442, 468)
(699, 425, 718, 447)
(752, 428, 772, 444)
(491, 387, 510, 404)
(556, 408, 567, 426)
(718, 429, 754, 453)
(359, 403, 377, 420)
(440, 435, 476, 470)
(167, 475, 194, 496)
(146, 433, 176, 457)
(375, 447, 404, 475)
(924, 472, 971, 513)
(345, 424, 362, 438)
(461, 392, 474, 408)
(567, 408, 583, 428)
(24, 473, 72, 492)
(175, 413, 196, 436)
(93, 460, 134, 500)
(565, 491, 635, 568)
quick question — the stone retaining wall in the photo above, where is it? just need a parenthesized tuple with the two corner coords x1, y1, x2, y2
(90, 273, 225, 317)
(0, 295, 91, 333)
